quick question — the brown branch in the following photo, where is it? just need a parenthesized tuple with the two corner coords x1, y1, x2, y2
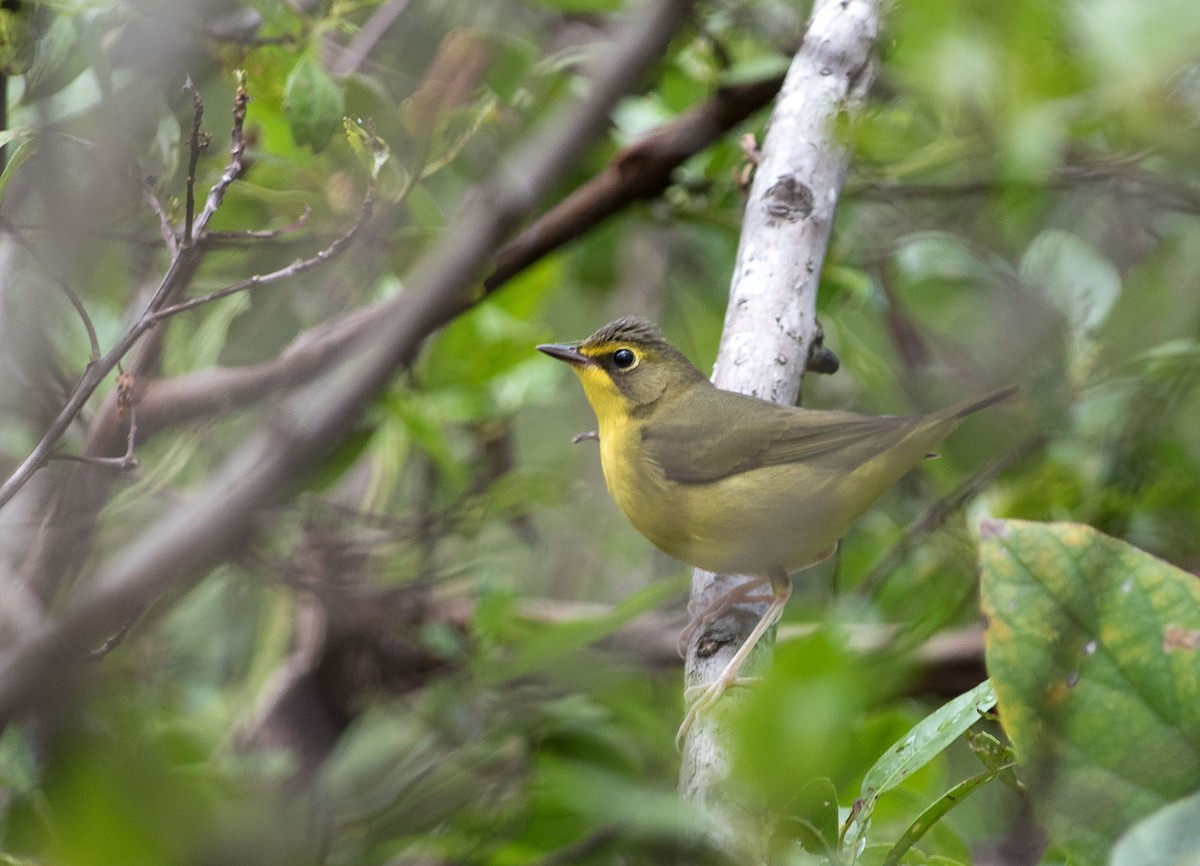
(121, 305, 379, 442)
(329, 0, 411, 75)
(50, 380, 139, 471)
(68, 74, 791, 452)
(850, 155, 1200, 216)
(0, 0, 696, 726)
(1, 79, 271, 512)
(484, 72, 785, 290)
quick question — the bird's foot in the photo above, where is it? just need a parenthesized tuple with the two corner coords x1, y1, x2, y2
(676, 579, 773, 658)
(675, 676, 761, 749)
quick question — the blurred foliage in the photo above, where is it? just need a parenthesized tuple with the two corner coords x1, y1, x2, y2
(0, 0, 1196, 864)
(981, 520, 1200, 864)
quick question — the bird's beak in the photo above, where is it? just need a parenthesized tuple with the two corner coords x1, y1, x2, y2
(537, 343, 595, 366)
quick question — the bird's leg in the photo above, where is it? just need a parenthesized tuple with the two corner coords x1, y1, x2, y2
(676, 574, 773, 657)
(677, 568, 792, 746)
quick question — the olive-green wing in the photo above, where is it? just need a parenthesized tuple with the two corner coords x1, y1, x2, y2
(640, 386, 921, 485)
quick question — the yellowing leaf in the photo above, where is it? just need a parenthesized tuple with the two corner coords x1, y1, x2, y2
(980, 520, 1200, 866)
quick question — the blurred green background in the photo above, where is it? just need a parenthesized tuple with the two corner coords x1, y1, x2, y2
(0, 0, 1198, 864)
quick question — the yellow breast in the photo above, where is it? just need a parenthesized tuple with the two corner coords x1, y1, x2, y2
(572, 364, 693, 561)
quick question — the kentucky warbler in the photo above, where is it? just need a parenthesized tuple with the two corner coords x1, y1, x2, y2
(538, 316, 1015, 734)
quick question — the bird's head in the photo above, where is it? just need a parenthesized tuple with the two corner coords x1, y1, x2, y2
(537, 316, 707, 418)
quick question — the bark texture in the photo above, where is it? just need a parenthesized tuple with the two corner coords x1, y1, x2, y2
(679, 0, 882, 857)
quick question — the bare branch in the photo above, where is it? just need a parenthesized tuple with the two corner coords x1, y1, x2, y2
(849, 152, 1200, 215)
(143, 181, 179, 257)
(183, 79, 207, 246)
(485, 72, 784, 290)
(151, 195, 372, 322)
(125, 304, 382, 441)
(0, 79, 276, 512)
(0, 0, 696, 728)
(88, 73, 790, 448)
(329, 0, 411, 75)
(49, 376, 140, 472)
(206, 206, 312, 242)
(197, 74, 249, 233)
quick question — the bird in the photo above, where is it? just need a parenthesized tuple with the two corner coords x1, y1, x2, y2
(537, 316, 1016, 741)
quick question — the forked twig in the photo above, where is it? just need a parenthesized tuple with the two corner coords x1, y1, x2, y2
(143, 181, 179, 257)
(151, 194, 372, 322)
(50, 374, 140, 471)
(0, 78, 363, 512)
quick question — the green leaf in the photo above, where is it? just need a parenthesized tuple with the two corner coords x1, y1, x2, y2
(420, 98, 497, 179)
(285, 54, 344, 152)
(1019, 229, 1120, 343)
(0, 3, 37, 75)
(1111, 789, 1200, 866)
(842, 680, 996, 862)
(980, 519, 1200, 866)
(383, 391, 470, 491)
(965, 729, 1022, 790)
(881, 769, 1007, 866)
(343, 117, 412, 201)
(184, 293, 250, 370)
(492, 576, 688, 682)
(23, 13, 87, 102)
(305, 426, 377, 493)
(0, 134, 36, 200)
(776, 777, 840, 858)
(532, 756, 701, 844)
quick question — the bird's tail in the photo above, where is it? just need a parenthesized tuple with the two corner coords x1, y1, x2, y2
(948, 384, 1020, 420)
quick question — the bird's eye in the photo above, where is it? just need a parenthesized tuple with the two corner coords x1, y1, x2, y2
(612, 348, 637, 369)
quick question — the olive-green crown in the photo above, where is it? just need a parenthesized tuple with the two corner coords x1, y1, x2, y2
(582, 316, 670, 349)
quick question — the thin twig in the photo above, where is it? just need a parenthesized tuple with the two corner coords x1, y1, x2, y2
(143, 181, 179, 257)
(0, 81, 258, 512)
(330, 0, 410, 75)
(50, 449, 137, 470)
(50, 380, 140, 471)
(207, 31, 302, 47)
(191, 72, 249, 241)
(0, 72, 7, 175)
(0, 0, 695, 728)
(206, 206, 312, 241)
(183, 79, 206, 246)
(0, 217, 102, 362)
(856, 433, 1050, 599)
(151, 194, 372, 322)
(484, 72, 785, 290)
(80, 619, 134, 660)
(849, 154, 1200, 215)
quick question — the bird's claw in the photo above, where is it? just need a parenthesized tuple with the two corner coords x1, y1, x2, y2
(675, 676, 762, 749)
